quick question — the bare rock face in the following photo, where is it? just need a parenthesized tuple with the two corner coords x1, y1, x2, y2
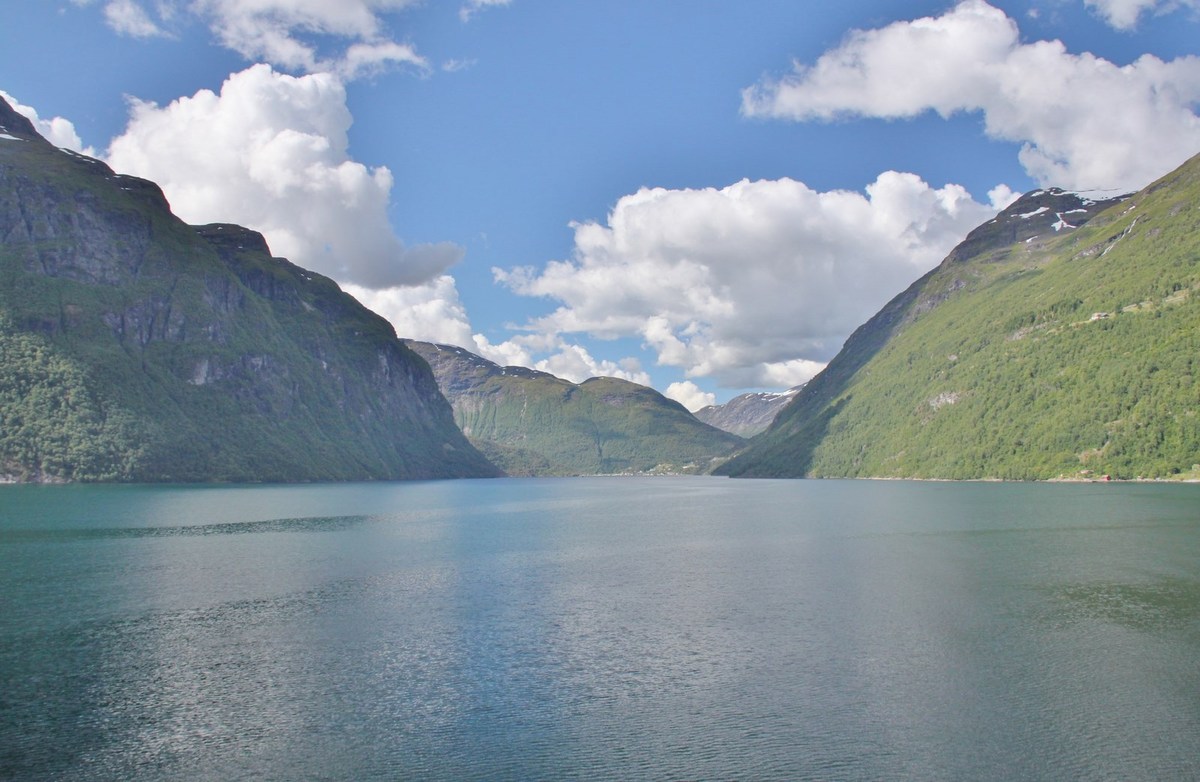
(0, 95, 498, 482)
(694, 387, 802, 437)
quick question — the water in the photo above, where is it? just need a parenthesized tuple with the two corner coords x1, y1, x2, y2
(1, 477, 1198, 781)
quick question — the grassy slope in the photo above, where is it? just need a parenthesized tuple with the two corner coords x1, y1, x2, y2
(720, 154, 1200, 480)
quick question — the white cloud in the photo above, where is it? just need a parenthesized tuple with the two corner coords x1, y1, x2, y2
(105, 64, 461, 288)
(1085, 0, 1199, 29)
(103, 0, 167, 37)
(471, 334, 534, 368)
(459, 0, 512, 23)
(664, 381, 716, 413)
(532, 343, 651, 386)
(742, 0, 1200, 192)
(338, 40, 425, 80)
(80, 0, 426, 78)
(497, 172, 1003, 388)
(343, 276, 475, 345)
(442, 58, 477, 73)
(190, 0, 426, 76)
(339, 281, 654, 388)
(0, 90, 96, 155)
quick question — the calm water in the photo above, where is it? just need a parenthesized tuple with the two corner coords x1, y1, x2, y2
(1, 477, 1198, 781)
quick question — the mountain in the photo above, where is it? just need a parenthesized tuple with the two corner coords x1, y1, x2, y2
(694, 386, 802, 437)
(0, 96, 498, 482)
(404, 341, 745, 476)
(719, 154, 1200, 480)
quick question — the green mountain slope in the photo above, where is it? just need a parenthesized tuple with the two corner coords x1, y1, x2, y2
(719, 153, 1200, 480)
(405, 341, 745, 475)
(0, 97, 498, 482)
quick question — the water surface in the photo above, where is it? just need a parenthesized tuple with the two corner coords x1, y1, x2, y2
(2, 477, 1198, 780)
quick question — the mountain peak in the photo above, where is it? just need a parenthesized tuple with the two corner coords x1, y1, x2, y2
(945, 186, 1128, 266)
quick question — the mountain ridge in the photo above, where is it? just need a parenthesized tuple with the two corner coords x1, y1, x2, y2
(719, 153, 1200, 480)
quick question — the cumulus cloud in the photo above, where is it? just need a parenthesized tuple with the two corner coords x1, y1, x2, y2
(106, 64, 461, 288)
(1, 90, 95, 154)
(533, 343, 651, 386)
(742, 0, 1200, 192)
(497, 172, 1005, 388)
(664, 381, 716, 413)
(1085, 0, 1199, 29)
(340, 278, 653, 387)
(343, 276, 475, 345)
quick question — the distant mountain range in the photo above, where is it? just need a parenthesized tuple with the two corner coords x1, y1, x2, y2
(5, 90, 1198, 484)
(0, 96, 497, 482)
(719, 153, 1200, 480)
(405, 340, 744, 476)
(694, 387, 801, 437)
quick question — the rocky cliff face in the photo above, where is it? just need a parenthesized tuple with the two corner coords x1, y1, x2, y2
(405, 340, 744, 476)
(0, 96, 498, 482)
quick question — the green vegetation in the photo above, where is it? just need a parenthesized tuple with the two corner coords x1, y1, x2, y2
(407, 342, 744, 476)
(0, 101, 497, 482)
(719, 154, 1200, 480)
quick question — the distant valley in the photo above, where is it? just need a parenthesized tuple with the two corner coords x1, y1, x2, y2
(405, 341, 743, 476)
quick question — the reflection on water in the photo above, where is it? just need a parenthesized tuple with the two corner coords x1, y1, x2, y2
(1, 478, 1198, 781)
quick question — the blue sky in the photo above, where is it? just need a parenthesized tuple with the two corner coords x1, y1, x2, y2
(3, 0, 1199, 408)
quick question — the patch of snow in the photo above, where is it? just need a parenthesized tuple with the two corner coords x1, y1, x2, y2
(1065, 188, 1126, 202)
(1051, 213, 1076, 232)
(0, 133, 21, 142)
(1025, 235, 1040, 243)
(1018, 206, 1050, 219)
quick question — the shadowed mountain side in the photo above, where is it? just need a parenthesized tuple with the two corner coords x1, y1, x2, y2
(0, 95, 498, 482)
(405, 341, 745, 476)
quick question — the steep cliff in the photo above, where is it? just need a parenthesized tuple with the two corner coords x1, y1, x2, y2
(0, 96, 498, 482)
